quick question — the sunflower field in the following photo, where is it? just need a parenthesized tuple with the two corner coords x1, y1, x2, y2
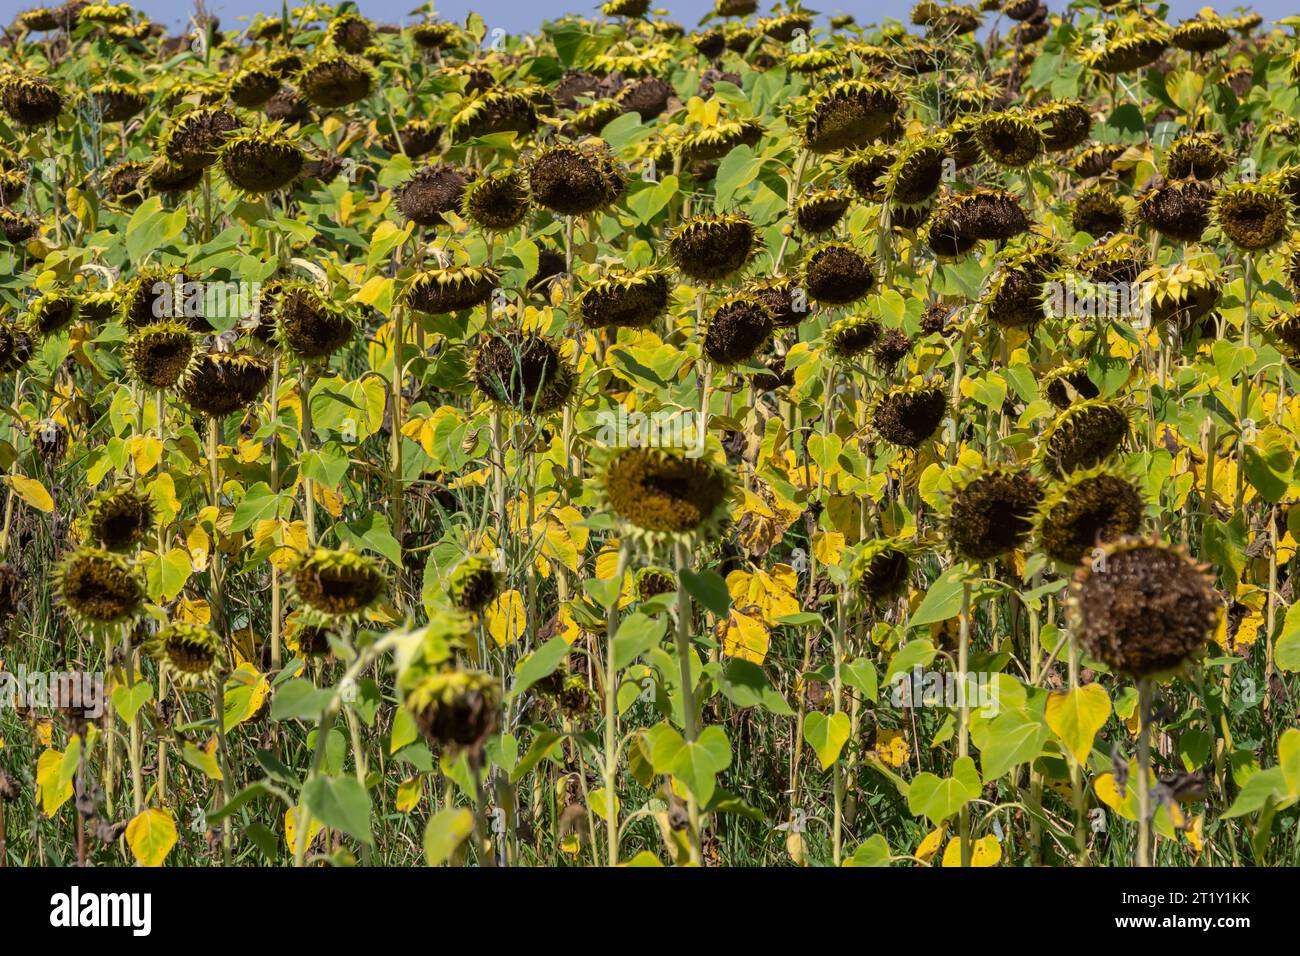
(0, 0, 1299, 871)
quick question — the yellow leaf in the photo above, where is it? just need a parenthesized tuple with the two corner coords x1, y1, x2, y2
(812, 531, 846, 568)
(5, 475, 53, 512)
(942, 834, 1002, 867)
(187, 523, 210, 572)
(129, 434, 163, 474)
(313, 481, 344, 518)
(36, 748, 72, 816)
(874, 728, 911, 768)
(486, 589, 526, 647)
(719, 608, 770, 664)
(589, 787, 620, 821)
(126, 808, 178, 867)
(176, 597, 211, 625)
(1045, 683, 1111, 766)
(284, 805, 323, 851)
(916, 826, 946, 863)
(395, 776, 422, 813)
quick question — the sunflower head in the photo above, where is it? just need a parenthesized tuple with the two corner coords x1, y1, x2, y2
(945, 466, 1043, 561)
(826, 315, 883, 359)
(842, 145, 897, 203)
(272, 281, 354, 360)
(141, 158, 204, 195)
(448, 555, 502, 614)
(1039, 398, 1129, 477)
(218, 124, 305, 194)
(405, 669, 501, 753)
(1041, 358, 1100, 409)
(1171, 15, 1230, 52)
(470, 331, 575, 415)
(667, 213, 757, 283)
(181, 351, 271, 417)
(576, 268, 670, 329)
(298, 55, 374, 108)
(1068, 537, 1218, 677)
(450, 87, 541, 141)
(981, 240, 1062, 329)
(801, 79, 901, 154)
(229, 67, 281, 108)
(327, 11, 373, 53)
(1071, 185, 1127, 237)
(395, 163, 476, 227)
(703, 294, 773, 366)
(850, 538, 912, 604)
(1137, 177, 1215, 243)
(92, 82, 148, 123)
(634, 566, 677, 601)
(161, 107, 242, 171)
(462, 168, 531, 231)
(884, 136, 947, 207)
(404, 266, 499, 315)
(26, 290, 79, 337)
(1162, 132, 1230, 181)
(0, 209, 39, 244)
(409, 21, 463, 50)
(1033, 100, 1092, 152)
(872, 380, 948, 449)
(795, 189, 854, 235)
(146, 622, 224, 688)
(290, 546, 388, 625)
(55, 547, 145, 632)
(1082, 31, 1169, 73)
(0, 319, 33, 374)
(596, 447, 735, 547)
(1036, 465, 1145, 565)
(975, 111, 1042, 167)
(527, 141, 626, 216)
(82, 484, 155, 552)
(0, 73, 63, 127)
(802, 242, 877, 306)
(746, 276, 806, 329)
(1212, 180, 1291, 252)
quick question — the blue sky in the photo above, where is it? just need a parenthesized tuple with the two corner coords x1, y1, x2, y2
(119, 0, 1290, 35)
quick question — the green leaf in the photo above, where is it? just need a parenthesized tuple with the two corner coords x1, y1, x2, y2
(844, 834, 891, 867)
(611, 612, 667, 669)
(716, 658, 794, 715)
(907, 757, 982, 826)
(423, 807, 475, 865)
(884, 639, 936, 685)
(803, 711, 851, 770)
(680, 568, 731, 616)
(510, 636, 571, 697)
(271, 678, 333, 721)
(302, 775, 373, 845)
(909, 566, 967, 628)
(842, 657, 878, 703)
(671, 726, 732, 805)
(978, 710, 1049, 781)
(111, 681, 154, 726)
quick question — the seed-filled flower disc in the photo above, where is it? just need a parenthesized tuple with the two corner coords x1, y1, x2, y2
(1037, 466, 1145, 565)
(668, 213, 757, 282)
(83, 484, 155, 552)
(1069, 537, 1219, 677)
(826, 315, 883, 358)
(290, 547, 388, 625)
(528, 142, 626, 216)
(396, 163, 477, 227)
(55, 547, 145, 632)
(448, 555, 502, 614)
(1040, 398, 1129, 477)
(802, 79, 901, 153)
(576, 268, 671, 329)
(0, 74, 63, 127)
(803, 243, 877, 305)
(219, 126, 305, 194)
(298, 55, 374, 108)
(470, 332, 575, 415)
(946, 466, 1043, 561)
(872, 380, 948, 449)
(703, 295, 773, 365)
(181, 351, 272, 417)
(851, 538, 911, 603)
(146, 622, 224, 688)
(406, 669, 502, 750)
(597, 448, 734, 546)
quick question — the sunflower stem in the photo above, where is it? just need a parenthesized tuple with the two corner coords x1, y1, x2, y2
(1136, 676, 1154, 867)
(672, 540, 703, 865)
(603, 541, 629, 867)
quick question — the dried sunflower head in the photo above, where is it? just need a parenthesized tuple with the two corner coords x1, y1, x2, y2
(576, 268, 670, 329)
(1171, 15, 1231, 52)
(1072, 142, 1127, 180)
(55, 547, 145, 632)
(409, 21, 463, 50)
(884, 137, 947, 208)
(746, 276, 807, 329)
(872, 380, 948, 449)
(450, 87, 541, 141)
(125, 320, 196, 389)
(181, 351, 271, 417)
(842, 145, 897, 203)
(470, 331, 574, 416)
(1082, 30, 1169, 73)
(527, 141, 625, 216)
(404, 266, 499, 315)
(272, 282, 353, 360)
(448, 555, 502, 614)
(634, 566, 677, 601)
(1041, 358, 1100, 409)
(975, 111, 1042, 167)
(1037, 465, 1144, 565)
(327, 11, 372, 53)
(146, 622, 224, 688)
(850, 538, 912, 604)
(219, 124, 305, 194)
(406, 669, 501, 753)
(1137, 177, 1215, 243)
(1162, 132, 1230, 181)
(91, 82, 148, 123)
(1039, 398, 1129, 477)
(946, 466, 1043, 561)
(802, 242, 877, 305)
(462, 168, 531, 231)
(1069, 537, 1218, 677)
(395, 163, 476, 227)
(82, 483, 155, 552)
(1033, 100, 1092, 152)
(1071, 185, 1127, 237)
(795, 189, 854, 235)
(801, 79, 901, 154)
(298, 55, 374, 108)
(160, 107, 242, 171)
(0, 73, 63, 127)
(668, 213, 757, 283)
(703, 294, 773, 366)
(1212, 181, 1291, 252)
(25, 290, 79, 337)
(229, 67, 281, 108)
(290, 546, 388, 625)
(826, 315, 883, 359)
(0, 209, 39, 244)
(596, 447, 734, 546)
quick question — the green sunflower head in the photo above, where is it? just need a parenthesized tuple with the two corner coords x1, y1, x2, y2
(146, 622, 224, 689)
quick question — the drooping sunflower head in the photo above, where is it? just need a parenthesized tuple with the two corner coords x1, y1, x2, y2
(1072, 142, 1127, 180)
(745, 276, 806, 329)
(462, 168, 531, 232)
(872, 380, 948, 449)
(1081, 30, 1169, 74)
(450, 87, 541, 141)
(576, 268, 670, 329)
(795, 189, 854, 235)
(0, 165, 27, 206)
(1070, 185, 1127, 238)
(25, 290, 80, 337)
(327, 11, 373, 53)
(290, 546, 388, 625)
(667, 213, 757, 283)
(470, 331, 575, 416)
(272, 281, 354, 361)
(91, 81, 148, 123)
(634, 566, 677, 601)
(141, 158, 204, 195)
(884, 136, 947, 208)
(1036, 465, 1145, 565)
(82, 483, 155, 552)
(146, 622, 224, 688)
(801, 79, 901, 154)
(1212, 180, 1291, 252)
(181, 351, 272, 417)
(802, 242, 877, 306)
(1069, 537, 1219, 677)
(1137, 177, 1215, 243)
(873, 328, 913, 370)
(974, 110, 1042, 167)
(387, 118, 442, 159)
(703, 294, 773, 366)
(218, 124, 305, 194)
(527, 141, 625, 217)
(0, 73, 63, 127)
(229, 67, 281, 108)
(842, 144, 897, 203)
(405, 669, 501, 752)
(1267, 310, 1300, 365)
(448, 555, 502, 614)
(980, 241, 1062, 329)
(850, 537, 912, 603)
(0, 319, 33, 375)
(1162, 132, 1230, 181)
(160, 107, 242, 171)
(1171, 14, 1231, 52)
(596, 447, 735, 546)
(1039, 398, 1129, 477)
(409, 20, 463, 50)
(945, 466, 1043, 561)
(404, 266, 499, 315)
(297, 54, 374, 109)
(55, 547, 145, 632)
(0, 208, 39, 245)
(78, 289, 118, 325)
(1040, 358, 1100, 409)
(826, 314, 883, 359)
(1033, 100, 1092, 152)
(395, 163, 476, 227)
